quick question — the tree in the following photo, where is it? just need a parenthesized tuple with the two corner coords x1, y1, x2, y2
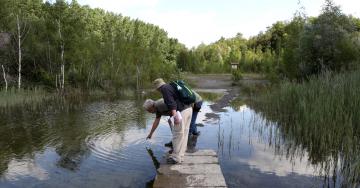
(1, 64, 7, 92)
(297, 0, 360, 77)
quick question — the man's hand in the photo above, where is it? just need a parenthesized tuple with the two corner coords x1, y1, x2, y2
(174, 116, 181, 125)
(146, 134, 152, 140)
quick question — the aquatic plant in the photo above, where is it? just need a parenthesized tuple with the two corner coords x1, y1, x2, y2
(251, 70, 360, 187)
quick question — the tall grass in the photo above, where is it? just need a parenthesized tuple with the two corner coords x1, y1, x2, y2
(0, 87, 53, 108)
(251, 70, 360, 186)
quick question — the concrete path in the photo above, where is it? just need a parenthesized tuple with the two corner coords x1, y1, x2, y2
(153, 149, 227, 188)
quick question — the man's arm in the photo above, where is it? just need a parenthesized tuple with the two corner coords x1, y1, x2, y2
(160, 86, 180, 124)
(170, 109, 181, 124)
(147, 117, 161, 139)
(161, 86, 177, 112)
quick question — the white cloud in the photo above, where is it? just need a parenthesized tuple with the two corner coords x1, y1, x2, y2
(138, 10, 219, 48)
(334, 0, 360, 16)
(4, 159, 49, 181)
(302, 0, 359, 17)
(238, 142, 317, 177)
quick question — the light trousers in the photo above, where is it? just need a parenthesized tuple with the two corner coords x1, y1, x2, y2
(170, 107, 192, 162)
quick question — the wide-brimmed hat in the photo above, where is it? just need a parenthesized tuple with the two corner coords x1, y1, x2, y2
(153, 78, 166, 89)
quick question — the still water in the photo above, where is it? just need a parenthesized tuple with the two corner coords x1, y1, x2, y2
(0, 97, 325, 187)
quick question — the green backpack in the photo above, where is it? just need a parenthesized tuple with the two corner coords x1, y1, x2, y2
(170, 80, 196, 105)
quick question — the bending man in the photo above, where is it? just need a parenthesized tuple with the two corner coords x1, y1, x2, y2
(153, 78, 192, 164)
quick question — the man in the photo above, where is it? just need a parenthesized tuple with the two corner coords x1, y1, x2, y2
(143, 98, 171, 140)
(189, 91, 203, 136)
(163, 91, 203, 146)
(153, 78, 193, 164)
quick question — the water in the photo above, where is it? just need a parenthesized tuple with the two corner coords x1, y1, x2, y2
(0, 97, 328, 187)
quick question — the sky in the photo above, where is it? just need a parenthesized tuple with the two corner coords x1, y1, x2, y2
(75, 0, 360, 48)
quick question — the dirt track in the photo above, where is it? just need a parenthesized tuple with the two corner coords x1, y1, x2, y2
(185, 74, 233, 89)
(185, 74, 240, 113)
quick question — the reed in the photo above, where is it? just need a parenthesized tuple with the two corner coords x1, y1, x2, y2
(0, 87, 53, 108)
(251, 70, 360, 186)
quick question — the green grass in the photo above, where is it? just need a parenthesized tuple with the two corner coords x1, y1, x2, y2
(0, 87, 53, 108)
(197, 92, 223, 102)
(251, 70, 360, 186)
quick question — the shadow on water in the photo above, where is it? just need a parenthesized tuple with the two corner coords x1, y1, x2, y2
(144, 147, 159, 188)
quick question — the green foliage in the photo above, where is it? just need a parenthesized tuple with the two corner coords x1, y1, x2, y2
(295, 2, 360, 78)
(231, 69, 243, 81)
(177, 35, 245, 74)
(0, 0, 359, 90)
(0, 0, 184, 90)
(178, 0, 360, 81)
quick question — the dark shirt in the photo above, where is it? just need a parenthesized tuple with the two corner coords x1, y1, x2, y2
(159, 84, 187, 112)
(154, 99, 171, 118)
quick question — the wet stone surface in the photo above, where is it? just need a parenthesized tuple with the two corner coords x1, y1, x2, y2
(154, 150, 227, 188)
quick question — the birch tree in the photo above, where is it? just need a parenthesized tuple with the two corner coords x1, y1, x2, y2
(15, 14, 26, 89)
(57, 19, 65, 90)
(1, 64, 7, 92)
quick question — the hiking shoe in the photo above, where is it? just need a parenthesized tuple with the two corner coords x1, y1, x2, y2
(166, 158, 178, 164)
(192, 131, 201, 136)
(164, 141, 173, 148)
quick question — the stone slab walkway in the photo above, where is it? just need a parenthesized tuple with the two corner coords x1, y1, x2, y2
(153, 149, 227, 188)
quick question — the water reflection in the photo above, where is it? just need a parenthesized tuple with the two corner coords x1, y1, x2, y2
(195, 103, 325, 187)
(249, 98, 360, 187)
(0, 98, 157, 187)
(4, 158, 49, 181)
(0, 94, 347, 187)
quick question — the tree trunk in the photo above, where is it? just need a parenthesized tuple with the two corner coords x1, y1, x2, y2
(111, 32, 115, 69)
(17, 15, 22, 90)
(57, 20, 65, 91)
(1, 65, 8, 92)
(55, 74, 58, 89)
(61, 57, 64, 89)
(47, 39, 52, 74)
(136, 64, 140, 91)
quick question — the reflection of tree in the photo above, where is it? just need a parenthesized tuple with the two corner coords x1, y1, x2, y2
(0, 99, 92, 174)
(0, 109, 51, 175)
(53, 112, 90, 171)
(0, 98, 148, 176)
(135, 98, 147, 129)
(229, 97, 246, 111)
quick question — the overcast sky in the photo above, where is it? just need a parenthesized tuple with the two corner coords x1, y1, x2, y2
(75, 0, 359, 48)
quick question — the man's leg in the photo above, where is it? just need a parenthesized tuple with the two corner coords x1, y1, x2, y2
(189, 110, 199, 134)
(165, 121, 173, 148)
(189, 101, 202, 135)
(179, 107, 192, 161)
(170, 115, 185, 162)
(170, 107, 192, 163)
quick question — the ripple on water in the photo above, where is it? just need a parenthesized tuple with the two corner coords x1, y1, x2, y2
(85, 130, 154, 172)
